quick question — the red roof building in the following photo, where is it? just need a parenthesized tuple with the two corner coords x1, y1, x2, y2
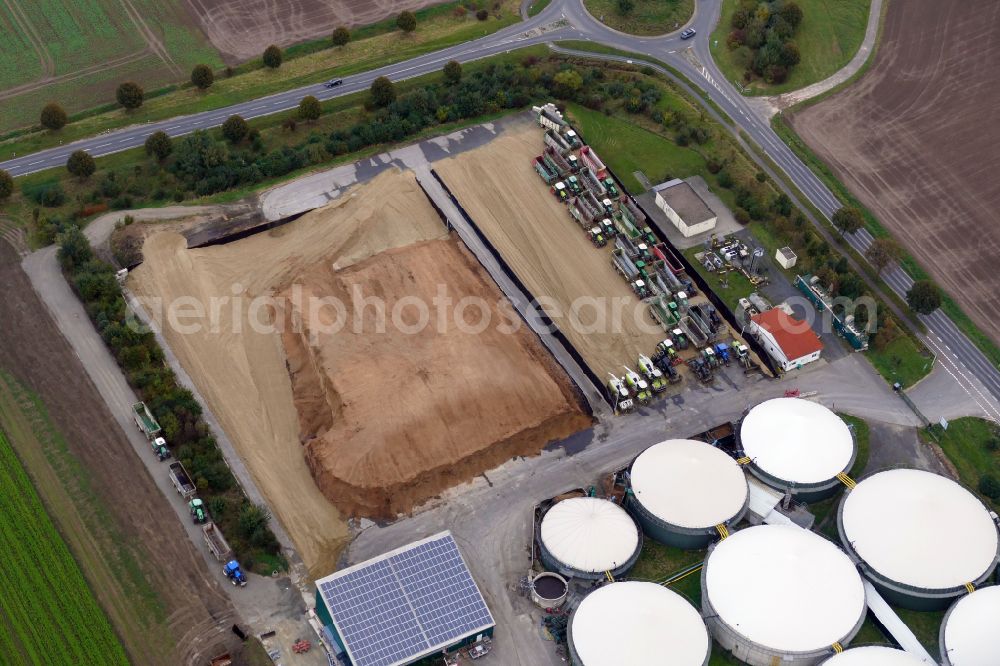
(750, 309, 824, 372)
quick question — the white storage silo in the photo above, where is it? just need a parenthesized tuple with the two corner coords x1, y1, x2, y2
(627, 439, 749, 548)
(702, 524, 866, 666)
(838, 469, 1000, 610)
(939, 585, 1000, 666)
(538, 497, 640, 580)
(568, 581, 710, 666)
(739, 398, 856, 501)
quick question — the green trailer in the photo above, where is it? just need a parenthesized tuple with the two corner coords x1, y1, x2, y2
(132, 402, 161, 440)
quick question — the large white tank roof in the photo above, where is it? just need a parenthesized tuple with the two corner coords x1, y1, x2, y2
(704, 524, 865, 653)
(572, 581, 709, 665)
(942, 586, 1000, 666)
(540, 497, 638, 574)
(841, 469, 999, 590)
(741, 398, 853, 484)
(822, 646, 927, 665)
(630, 439, 748, 529)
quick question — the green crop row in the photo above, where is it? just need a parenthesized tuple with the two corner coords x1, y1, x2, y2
(0, 430, 127, 665)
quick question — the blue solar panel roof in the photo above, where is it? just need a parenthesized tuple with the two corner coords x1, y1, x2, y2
(316, 532, 495, 666)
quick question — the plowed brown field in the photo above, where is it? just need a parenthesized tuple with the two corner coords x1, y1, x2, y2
(789, 0, 1000, 345)
(185, 0, 445, 61)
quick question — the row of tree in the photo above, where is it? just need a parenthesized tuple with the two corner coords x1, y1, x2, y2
(35, 11, 424, 130)
(55, 223, 283, 566)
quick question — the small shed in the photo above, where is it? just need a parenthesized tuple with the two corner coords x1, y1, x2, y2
(652, 179, 717, 237)
(775, 246, 797, 269)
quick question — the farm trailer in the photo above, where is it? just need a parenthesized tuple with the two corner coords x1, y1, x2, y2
(168, 461, 196, 500)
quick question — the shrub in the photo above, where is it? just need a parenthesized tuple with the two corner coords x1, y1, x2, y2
(331, 26, 350, 46)
(978, 474, 1000, 501)
(443, 60, 463, 85)
(0, 169, 12, 201)
(191, 64, 214, 90)
(222, 115, 250, 143)
(144, 131, 173, 162)
(298, 96, 322, 122)
(476, 9, 488, 20)
(369, 76, 396, 108)
(66, 150, 96, 180)
(116, 82, 144, 110)
(262, 45, 282, 69)
(40, 102, 68, 130)
(397, 10, 417, 33)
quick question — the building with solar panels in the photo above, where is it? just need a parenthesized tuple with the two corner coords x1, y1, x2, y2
(313, 531, 495, 666)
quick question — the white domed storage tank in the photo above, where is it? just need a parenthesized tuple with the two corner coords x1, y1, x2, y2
(627, 439, 749, 548)
(838, 469, 1000, 610)
(702, 524, 866, 666)
(538, 497, 640, 580)
(568, 581, 710, 666)
(939, 585, 1000, 665)
(821, 646, 927, 665)
(738, 398, 856, 501)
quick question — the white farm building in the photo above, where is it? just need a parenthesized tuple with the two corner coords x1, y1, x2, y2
(652, 179, 717, 237)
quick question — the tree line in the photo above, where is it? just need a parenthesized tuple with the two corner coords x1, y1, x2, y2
(56, 225, 283, 571)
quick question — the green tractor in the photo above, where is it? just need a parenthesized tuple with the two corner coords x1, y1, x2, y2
(189, 498, 208, 524)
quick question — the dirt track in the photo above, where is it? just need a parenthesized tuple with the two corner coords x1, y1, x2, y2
(435, 124, 667, 378)
(788, 0, 1000, 345)
(0, 242, 239, 665)
(185, 0, 445, 61)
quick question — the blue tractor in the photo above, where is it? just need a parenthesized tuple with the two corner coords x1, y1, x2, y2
(224, 560, 247, 587)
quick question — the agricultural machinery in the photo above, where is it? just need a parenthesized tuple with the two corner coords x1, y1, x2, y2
(224, 560, 247, 587)
(189, 498, 208, 524)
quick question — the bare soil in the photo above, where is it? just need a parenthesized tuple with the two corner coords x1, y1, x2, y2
(283, 237, 591, 518)
(129, 169, 588, 574)
(0, 242, 239, 665)
(788, 0, 1000, 346)
(184, 0, 446, 61)
(434, 124, 667, 378)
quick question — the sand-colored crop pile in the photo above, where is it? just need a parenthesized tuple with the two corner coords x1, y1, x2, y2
(279, 237, 591, 518)
(129, 169, 589, 573)
(435, 123, 666, 378)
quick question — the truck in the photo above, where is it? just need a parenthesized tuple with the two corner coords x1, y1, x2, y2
(602, 177, 619, 197)
(203, 522, 233, 561)
(133, 401, 161, 440)
(545, 145, 575, 174)
(552, 181, 569, 201)
(189, 498, 208, 524)
(620, 195, 648, 228)
(544, 128, 571, 153)
(224, 560, 248, 587)
(562, 128, 582, 148)
(612, 248, 640, 280)
(533, 156, 558, 184)
(168, 461, 196, 499)
(581, 167, 606, 196)
(566, 175, 583, 195)
(151, 437, 170, 461)
(579, 146, 607, 179)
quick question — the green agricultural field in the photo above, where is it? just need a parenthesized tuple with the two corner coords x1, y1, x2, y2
(925, 417, 1000, 512)
(584, 0, 694, 36)
(710, 0, 871, 95)
(0, 429, 127, 665)
(0, 0, 220, 133)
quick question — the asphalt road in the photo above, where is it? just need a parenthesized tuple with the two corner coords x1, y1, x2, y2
(3, 0, 998, 421)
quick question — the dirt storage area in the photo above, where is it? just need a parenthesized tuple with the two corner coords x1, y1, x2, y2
(130, 169, 589, 575)
(434, 122, 667, 378)
(185, 0, 445, 61)
(788, 0, 1000, 346)
(0, 243, 240, 665)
